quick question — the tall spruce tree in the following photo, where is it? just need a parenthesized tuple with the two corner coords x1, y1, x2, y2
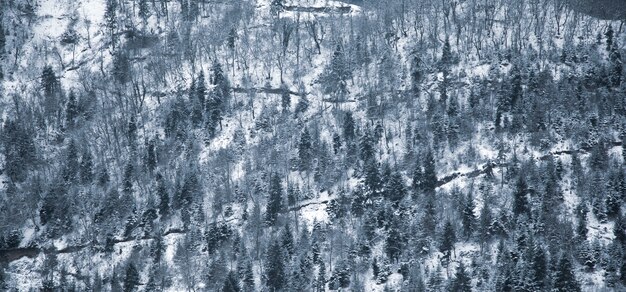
(448, 262, 471, 292)
(266, 174, 283, 225)
(553, 256, 581, 292)
(265, 240, 285, 291)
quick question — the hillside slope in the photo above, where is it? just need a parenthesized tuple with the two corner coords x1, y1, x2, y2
(0, 0, 625, 291)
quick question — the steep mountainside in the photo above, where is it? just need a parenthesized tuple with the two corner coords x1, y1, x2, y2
(0, 0, 625, 291)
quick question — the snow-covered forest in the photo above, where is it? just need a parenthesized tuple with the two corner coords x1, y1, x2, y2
(0, 0, 625, 291)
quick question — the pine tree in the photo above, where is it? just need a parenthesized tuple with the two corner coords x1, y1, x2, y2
(576, 204, 588, 240)
(509, 65, 523, 109)
(41, 65, 63, 123)
(447, 93, 459, 118)
(222, 271, 241, 292)
(440, 38, 453, 69)
(553, 256, 581, 292)
(530, 244, 547, 290)
(605, 25, 614, 51)
(281, 224, 294, 256)
(177, 171, 200, 211)
(145, 139, 157, 173)
(422, 196, 438, 235)
(42, 66, 59, 99)
(123, 263, 140, 292)
(513, 176, 529, 217)
(151, 234, 164, 263)
(113, 50, 131, 84)
(609, 44, 623, 87)
(461, 192, 476, 239)
(62, 139, 79, 183)
(157, 173, 169, 217)
(270, 0, 284, 16)
(266, 174, 283, 225)
(428, 265, 444, 291)
(321, 44, 350, 97)
(239, 258, 254, 291)
(385, 170, 406, 204)
(410, 54, 423, 96)
(138, 0, 150, 23)
(195, 71, 206, 105)
(123, 161, 134, 194)
(281, 83, 291, 112)
(80, 149, 94, 184)
(332, 133, 341, 154)
(412, 160, 424, 195)
(298, 128, 312, 171)
(265, 241, 285, 291)
(65, 90, 79, 128)
(329, 259, 351, 289)
(104, 0, 117, 32)
(448, 262, 471, 292)
(98, 165, 110, 187)
(343, 112, 355, 141)
(422, 150, 437, 195)
(614, 215, 626, 245)
(479, 202, 493, 246)
(359, 128, 376, 163)
(189, 78, 202, 127)
(440, 221, 456, 262)
(211, 62, 230, 108)
(364, 159, 381, 195)
(385, 225, 404, 262)
(0, 21, 5, 58)
(316, 260, 326, 292)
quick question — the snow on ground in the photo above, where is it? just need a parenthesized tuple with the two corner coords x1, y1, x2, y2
(7, 255, 44, 291)
(299, 199, 329, 226)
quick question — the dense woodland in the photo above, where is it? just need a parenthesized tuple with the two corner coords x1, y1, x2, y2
(0, 0, 625, 291)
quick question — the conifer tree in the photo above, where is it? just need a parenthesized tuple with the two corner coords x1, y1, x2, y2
(343, 112, 355, 141)
(0, 22, 5, 58)
(222, 271, 241, 292)
(553, 256, 581, 292)
(266, 174, 283, 225)
(138, 0, 150, 23)
(281, 224, 294, 256)
(265, 241, 285, 291)
(461, 192, 476, 239)
(531, 244, 547, 290)
(411, 160, 424, 195)
(98, 165, 110, 187)
(281, 83, 291, 112)
(316, 260, 326, 292)
(422, 196, 438, 235)
(448, 262, 471, 292)
(385, 170, 406, 205)
(80, 149, 94, 184)
(385, 225, 404, 262)
(122, 161, 134, 195)
(123, 263, 140, 292)
(513, 176, 529, 217)
(298, 128, 312, 171)
(157, 173, 169, 217)
(211, 62, 230, 107)
(605, 25, 614, 52)
(576, 204, 588, 241)
(65, 91, 79, 129)
(145, 139, 157, 173)
(410, 54, 423, 96)
(479, 202, 493, 247)
(422, 150, 437, 195)
(321, 44, 350, 97)
(440, 221, 456, 262)
(62, 140, 79, 183)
